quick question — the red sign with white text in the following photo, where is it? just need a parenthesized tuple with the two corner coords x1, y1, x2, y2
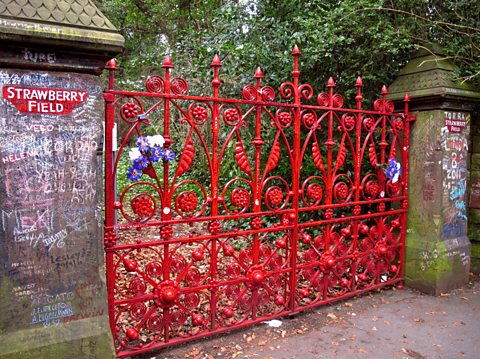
(444, 111, 467, 133)
(2, 86, 88, 115)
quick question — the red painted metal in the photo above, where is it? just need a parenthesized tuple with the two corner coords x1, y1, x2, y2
(104, 46, 413, 358)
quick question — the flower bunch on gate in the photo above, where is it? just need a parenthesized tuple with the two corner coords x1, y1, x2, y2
(127, 135, 175, 181)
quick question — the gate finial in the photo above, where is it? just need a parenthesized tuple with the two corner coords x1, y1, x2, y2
(162, 54, 174, 68)
(292, 44, 301, 56)
(211, 54, 222, 68)
(355, 76, 363, 109)
(254, 66, 264, 79)
(327, 77, 335, 87)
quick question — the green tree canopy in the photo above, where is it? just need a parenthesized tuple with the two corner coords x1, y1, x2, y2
(95, 0, 480, 102)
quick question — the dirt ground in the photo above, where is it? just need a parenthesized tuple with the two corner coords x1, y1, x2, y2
(131, 274, 480, 359)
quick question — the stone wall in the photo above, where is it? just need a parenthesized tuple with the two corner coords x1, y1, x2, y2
(468, 113, 480, 273)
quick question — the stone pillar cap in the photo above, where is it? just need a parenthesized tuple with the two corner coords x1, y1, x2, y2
(388, 44, 480, 108)
(0, 0, 124, 66)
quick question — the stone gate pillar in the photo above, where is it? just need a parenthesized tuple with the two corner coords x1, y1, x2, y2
(388, 46, 480, 294)
(0, 1, 123, 358)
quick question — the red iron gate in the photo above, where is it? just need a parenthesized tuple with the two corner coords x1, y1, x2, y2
(104, 46, 413, 357)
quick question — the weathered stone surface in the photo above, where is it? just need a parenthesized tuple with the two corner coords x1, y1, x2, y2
(0, 68, 114, 358)
(0, 1, 124, 74)
(405, 109, 471, 294)
(469, 171, 480, 209)
(405, 235, 471, 295)
(0, 317, 114, 359)
(471, 241, 480, 274)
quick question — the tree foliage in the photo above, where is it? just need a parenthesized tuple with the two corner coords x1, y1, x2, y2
(94, 0, 480, 99)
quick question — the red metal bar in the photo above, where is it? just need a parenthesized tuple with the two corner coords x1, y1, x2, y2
(103, 59, 117, 334)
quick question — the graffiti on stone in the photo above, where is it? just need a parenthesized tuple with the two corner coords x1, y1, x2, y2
(0, 69, 103, 330)
(440, 111, 470, 239)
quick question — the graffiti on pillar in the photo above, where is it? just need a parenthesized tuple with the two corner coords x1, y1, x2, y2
(0, 69, 104, 330)
(441, 111, 470, 239)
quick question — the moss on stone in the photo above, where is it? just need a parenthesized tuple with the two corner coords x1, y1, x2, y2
(0, 317, 115, 359)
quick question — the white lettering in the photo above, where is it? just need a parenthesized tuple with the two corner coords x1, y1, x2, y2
(7, 87, 14, 99)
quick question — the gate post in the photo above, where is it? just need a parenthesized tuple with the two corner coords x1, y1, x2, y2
(0, 2, 123, 358)
(388, 45, 480, 294)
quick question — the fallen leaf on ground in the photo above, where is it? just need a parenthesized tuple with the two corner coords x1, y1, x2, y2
(384, 319, 390, 325)
(186, 348, 201, 357)
(244, 333, 256, 343)
(453, 321, 466, 326)
(440, 293, 451, 297)
(357, 348, 368, 353)
(327, 313, 338, 320)
(257, 340, 267, 346)
(345, 302, 353, 307)
(372, 316, 379, 322)
(414, 318, 424, 323)
(459, 297, 469, 301)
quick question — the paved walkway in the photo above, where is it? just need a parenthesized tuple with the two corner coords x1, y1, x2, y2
(137, 276, 480, 359)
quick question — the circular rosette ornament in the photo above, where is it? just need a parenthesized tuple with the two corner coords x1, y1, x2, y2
(119, 182, 160, 224)
(393, 117, 404, 131)
(276, 109, 293, 128)
(301, 177, 325, 206)
(247, 266, 266, 288)
(265, 186, 285, 210)
(190, 104, 210, 125)
(222, 179, 252, 214)
(263, 177, 290, 211)
(154, 280, 180, 308)
(341, 114, 355, 131)
(365, 180, 379, 199)
(333, 179, 352, 203)
(361, 174, 380, 200)
(301, 110, 317, 129)
(176, 191, 198, 215)
(121, 102, 138, 119)
(230, 188, 251, 212)
(131, 194, 156, 220)
(223, 107, 241, 126)
(363, 116, 375, 131)
(173, 180, 208, 218)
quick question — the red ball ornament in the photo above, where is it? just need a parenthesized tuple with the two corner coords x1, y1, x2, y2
(274, 294, 285, 305)
(124, 259, 137, 272)
(276, 237, 287, 249)
(222, 308, 234, 318)
(126, 328, 139, 340)
(192, 250, 204, 262)
(192, 314, 204, 326)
